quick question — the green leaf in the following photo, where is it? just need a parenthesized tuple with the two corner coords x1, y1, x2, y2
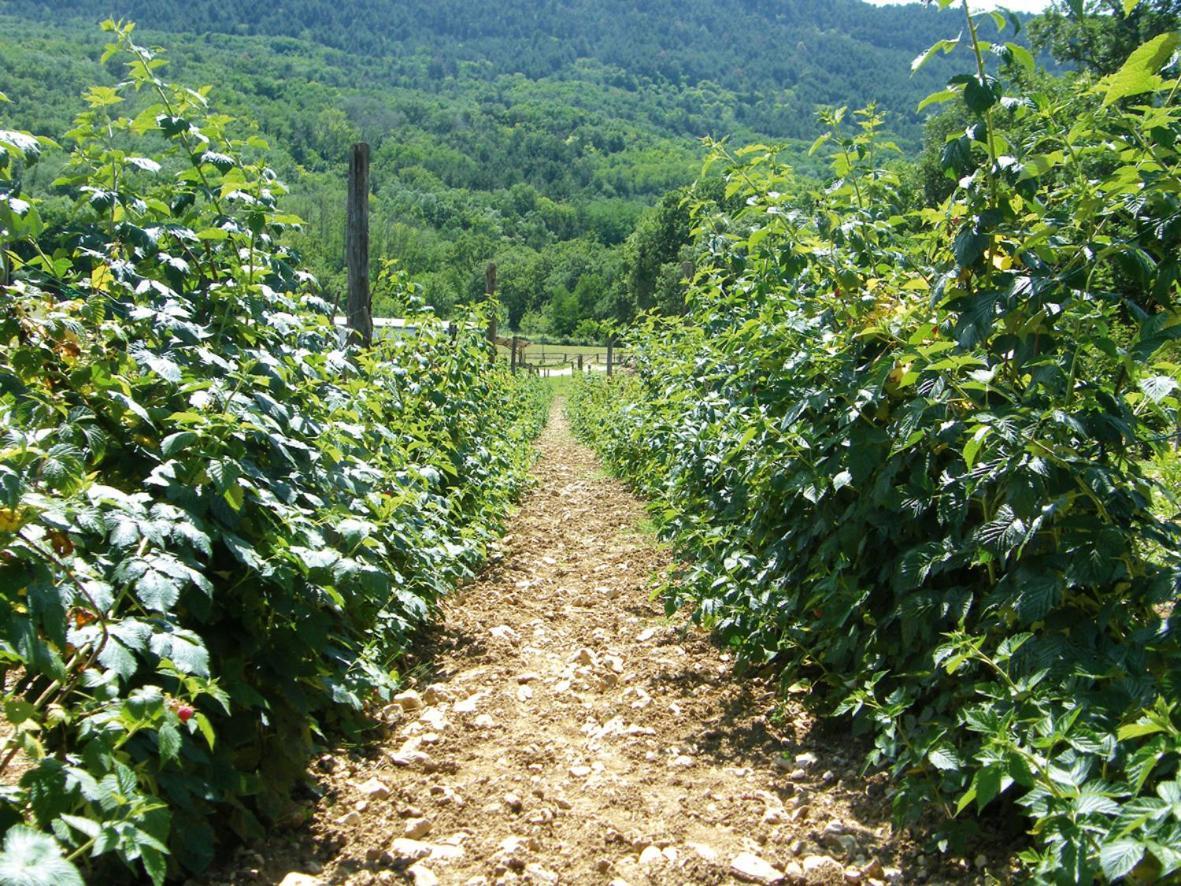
(83, 86, 123, 108)
(1118, 720, 1166, 741)
(150, 628, 209, 676)
(918, 89, 959, 112)
(1100, 839, 1145, 880)
(964, 76, 1002, 114)
(222, 482, 245, 512)
(1139, 375, 1178, 403)
(160, 431, 199, 458)
(1005, 42, 1035, 75)
(136, 568, 181, 612)
(912, 37, 961, 74)
(56, 815, 100, 841)
(1122, 0, 1142, 13)
(1100, 32, 1181, 107)
(0, 826, 84, 886)
(0, 130, 40, 158)
(5, 699, 36, 725)
(928, 746, 962, 771)
(157, 722, 181, 763)
(124, 157, 161, 173)
(963, 426, 990, 469)
(808, 133, 831, 156)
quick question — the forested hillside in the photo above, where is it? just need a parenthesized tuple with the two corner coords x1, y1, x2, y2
(1, 0, 966, 140)
(0, 0, 1012, 333)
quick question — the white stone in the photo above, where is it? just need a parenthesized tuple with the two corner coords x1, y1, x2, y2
(730, 852, 785, 884)
(490, 625, 520, 644)
(688, 843, 719, 862)
(391, 750, 431, 767)
(795, 751, 819, 768)
(803, 855, 843, 875)
(408, 864, 438, 886)
(525, 863, 559, 883)
(453, 691, 486, 714)
(395, 689, 424, 711)
(405, 818, 432, 838)
(419, 707, 448, 731)
(639, 846, 665, 866)
(762, 806, 787, 825)
(473, 713, 496, 729)
(423, 684, 455, 704)
(278, 875, 324, 886)
(357, 778, 390, 799)
(390, 839, 433, 863)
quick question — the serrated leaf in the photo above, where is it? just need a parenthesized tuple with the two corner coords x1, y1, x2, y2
(157, 722, 181, 763)
(929, 746, 962, 771)
(963, 425, 990, 469)
(149, 627, 209, 676)
(0, 826, 84, 886)
(124, 157, 161, 173)
(1100, 32, 1181, 107)
(1005, 42, 1035, 75)
(912, 37, 960, 74)
(56, 815, 100, 840)
(918, 89, 959, 112)
(160, 431, 199, 457)
(136, 568, 180, 612)
(1100, 839, 1145, 880)
(1139, 375, 1178, 403)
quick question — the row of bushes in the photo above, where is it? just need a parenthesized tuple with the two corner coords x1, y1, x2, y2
(0, 23, 547, 883)
(569, 18, 1181, 883)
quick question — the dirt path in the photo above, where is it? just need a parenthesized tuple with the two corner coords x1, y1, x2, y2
(229, 405, 1004, 886)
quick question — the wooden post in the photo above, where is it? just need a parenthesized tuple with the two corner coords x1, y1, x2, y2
(485, 263, 497, 363)
(606, 338, 614, 376)
(346, 143, 372, 348)
(577, 354, 583, 373)
(510, 335, 519, 373)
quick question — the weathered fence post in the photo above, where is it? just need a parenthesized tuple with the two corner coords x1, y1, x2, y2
(346, 143, 372, 348)
(485, 262, 498, 364)
(510, 335, 519, 373)
(577, 354, 583, 373)
(606, 338, 614, 376)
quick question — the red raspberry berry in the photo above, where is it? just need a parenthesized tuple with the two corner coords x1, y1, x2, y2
(177, 705, 194, 723)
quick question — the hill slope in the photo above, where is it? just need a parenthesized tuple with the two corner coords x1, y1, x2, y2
(0, 0, 1012, 328)
(1, 0, 989, 141)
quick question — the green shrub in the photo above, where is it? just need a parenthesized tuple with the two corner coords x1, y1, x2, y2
(571, 14, 1181, 882)
(0, 23, 546, 883)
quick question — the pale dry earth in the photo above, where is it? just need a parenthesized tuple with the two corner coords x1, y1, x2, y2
(216, 404, 1016, 886)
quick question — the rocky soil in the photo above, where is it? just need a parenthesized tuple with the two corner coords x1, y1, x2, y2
(216, 404, 1015, 885)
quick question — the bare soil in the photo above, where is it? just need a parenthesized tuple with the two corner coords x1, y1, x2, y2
(215, 405, 1015, 885)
